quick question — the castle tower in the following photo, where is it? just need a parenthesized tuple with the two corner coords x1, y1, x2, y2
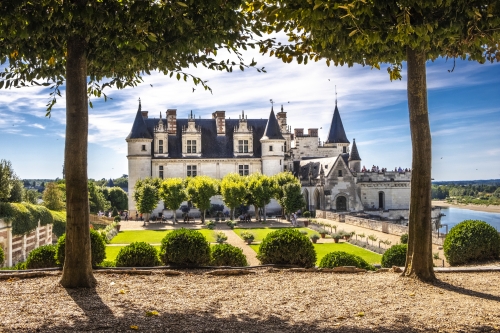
(324, 102, 350, 154)
(126, 99, 153, 214)
(348, 138, 361, 172)
(260, 106, 285, 176)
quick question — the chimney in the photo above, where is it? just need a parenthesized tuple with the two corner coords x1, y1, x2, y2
(294, 128, 304, 137)
(166, 109, 177, 135)
(212, 111, 226, 136)
(277, 106, 287, 131)
(308, 128, 318, 137)
(141, 111, 148, 118)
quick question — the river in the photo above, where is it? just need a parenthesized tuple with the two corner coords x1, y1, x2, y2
(438, 206, 500, 232)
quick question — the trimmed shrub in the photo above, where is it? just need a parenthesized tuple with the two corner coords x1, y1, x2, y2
(26, 245, 59, 269)
(115, 242, 160, 267)
(114, 215, 121, 223)
(318, 251, 375, 271)
(215, 232, 228, 244)
(210, 244, 248, 267)
(381, 244, 407, 268)
(400, 233, 408, 244)
(257, 229, 316, 268)
(159, 229, 210, 266)
(50, 210, 66, 237)
(56, 229, 107, 266)
(443, 220, 500, 266)
(0, 245, 4, 266)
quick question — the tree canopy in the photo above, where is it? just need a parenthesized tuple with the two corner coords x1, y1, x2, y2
(246, 173, 275, 221)
(220, 173, 247, 219)
(159, 178, 187, 224)
(185, 176, 219, 223)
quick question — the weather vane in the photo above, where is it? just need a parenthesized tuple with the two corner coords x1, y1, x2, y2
(270, 99, 274, 106)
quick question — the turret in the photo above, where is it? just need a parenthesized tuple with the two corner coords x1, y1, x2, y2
(348, 138, 361, 172)
(324, 101, 350, 154)
(260, 106, 285, 176)
(126, 99, 153, 214)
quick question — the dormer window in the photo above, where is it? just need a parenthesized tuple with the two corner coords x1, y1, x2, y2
(238, 140, 249, 153)
(338, 170, 343, 177)
(187, 140, 197, 153)
(159, 140, 163, 154)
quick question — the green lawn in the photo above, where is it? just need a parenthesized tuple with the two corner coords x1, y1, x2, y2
(109, 229, 216, 244)
(249, 242, 382, 266)
(234, 227, 319, 242)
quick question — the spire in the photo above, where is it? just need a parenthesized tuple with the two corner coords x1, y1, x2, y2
(138, 97, 141, 111)
(281, 104, 284, 112)
(262, 107, 284, 140)
(326, 104, 349, 144)
(348, 138, 361, 161)
(126, 102, 152, 140)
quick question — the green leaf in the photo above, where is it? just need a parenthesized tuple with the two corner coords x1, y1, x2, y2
(176, 2, 188, 7)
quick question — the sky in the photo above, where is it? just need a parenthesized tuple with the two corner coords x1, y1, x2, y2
(0, 45, 499, 182)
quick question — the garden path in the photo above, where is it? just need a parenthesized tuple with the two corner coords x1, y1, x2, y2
(220, 230, 260, 266)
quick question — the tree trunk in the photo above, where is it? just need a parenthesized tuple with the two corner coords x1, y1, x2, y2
(402, 47, 436, 282)
(230, 207, 234, 220)
(254, 205, 259, 221)
(60, 35, 96, 288)
(263, 205, 267, 222)
(172, 209, 176, 225)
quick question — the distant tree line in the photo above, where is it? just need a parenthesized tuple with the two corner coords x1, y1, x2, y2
(432, 183, 500, 205)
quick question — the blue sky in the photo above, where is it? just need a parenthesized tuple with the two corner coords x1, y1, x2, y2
(0, 46, 499, 181)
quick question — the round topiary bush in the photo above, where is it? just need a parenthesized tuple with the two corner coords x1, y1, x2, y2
(318, 251, 374, 271)
(257, 228, 316, 268)
(26, 244, 59, 269)
(56, 229, 107, 266)
(115, 242, 160, 267)
(400, 233, 408, 244)
(160, 228, 210, 266)
(444, 220, 500, 266)
(210, 244, 248, 267)
(381, 244, 407, 268)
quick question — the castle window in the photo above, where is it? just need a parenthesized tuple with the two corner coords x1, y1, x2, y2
(141, 145, 146, 151)
(269, 145, 273, 152)
(159, 166, 164, 179)
(238, 165, 249, 176)
(159, 140, 163, 154)
(284, 142, 287, 151)
(343, 146, 347, 153)
(187, 140, 197, 154)
(187, 165, 197, 177)
(238, 140, 249, 153)
(338, 170, 343, 177)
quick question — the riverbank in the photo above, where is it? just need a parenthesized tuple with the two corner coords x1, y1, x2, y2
(432, 200, 500, 213)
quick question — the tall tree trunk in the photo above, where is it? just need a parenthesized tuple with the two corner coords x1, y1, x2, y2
(172, 209, 176, 225)
(263, 205, 267, 222)
(402, 47, 436, 282)
(60, 35, 96, 288)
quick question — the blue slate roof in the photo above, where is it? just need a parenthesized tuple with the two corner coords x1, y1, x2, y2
(126, 104, 152, 140)
(262, 107, 284, 140)
(135, 117, 268, 158)
(348, 139, 361, 161)
(326, 105, 349, 144)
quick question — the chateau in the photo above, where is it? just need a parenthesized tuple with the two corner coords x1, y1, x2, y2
(126, 100, 414, 221)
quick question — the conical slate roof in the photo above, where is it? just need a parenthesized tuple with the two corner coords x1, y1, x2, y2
(326, 105, 349, 144)
(262, 107, 284, 140)
(106, 178, 115, 187)
(348, 138, 361, 161)
(126, 102, 153, 140)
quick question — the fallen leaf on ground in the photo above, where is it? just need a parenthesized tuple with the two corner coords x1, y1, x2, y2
(130, 325, 138, 330)
(356, 312, 365, 317)
(146, 310, 159, 317)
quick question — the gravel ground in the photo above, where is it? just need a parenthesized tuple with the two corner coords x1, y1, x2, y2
(1, 270, 500, 332)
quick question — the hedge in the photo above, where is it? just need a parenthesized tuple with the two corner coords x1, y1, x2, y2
(210, 244, 248, 267)
(319, 251, 375, 271)
(160, 229, 211, 267)
(0, 202, 55, 236)
(0, 245, 4, 266)
(115, 242, 160, 267)
(50, 210, 66, 237)
(25, 244, 59, 269)
(56, 229, 107, 266)
(257, 229, 316, 268)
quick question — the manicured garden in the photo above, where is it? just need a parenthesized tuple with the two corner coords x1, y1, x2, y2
(109, 229, 217, 244)
(105, 245, 162, 262)
(234, 227, 319, 242)
(250, 242, 382, 266)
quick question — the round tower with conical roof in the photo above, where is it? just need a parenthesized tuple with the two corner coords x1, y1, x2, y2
(126, 99, 153, 214)
(260, 106, 285, 176)
(348, 138, 361, 172)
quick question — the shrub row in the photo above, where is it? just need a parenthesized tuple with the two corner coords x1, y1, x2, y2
(50, 210, 66, 237)
(0, 202, 55, 236)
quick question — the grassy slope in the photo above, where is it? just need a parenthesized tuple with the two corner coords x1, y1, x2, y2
(109, 229, 216, 244)
(249, 242, 382, 265)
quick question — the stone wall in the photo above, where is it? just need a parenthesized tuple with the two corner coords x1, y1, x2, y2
(316, 209, 444, 245)
(0, 219, 53, 267)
